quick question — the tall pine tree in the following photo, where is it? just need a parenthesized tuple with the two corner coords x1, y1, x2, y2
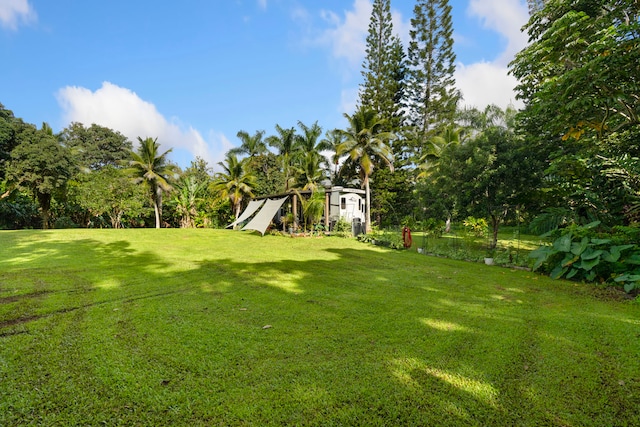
(406, 0, 460, 156)
(358, 0, 406, 133)
(359, 0, 413, 227)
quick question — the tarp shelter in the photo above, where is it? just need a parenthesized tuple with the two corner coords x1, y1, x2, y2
(226, 199, 265, 229)
(242, 197, 288, 236)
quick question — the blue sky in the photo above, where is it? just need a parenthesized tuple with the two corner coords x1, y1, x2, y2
(1, 0, 529, 169)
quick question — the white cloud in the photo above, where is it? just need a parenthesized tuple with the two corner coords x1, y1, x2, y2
(455, 61, 523, 110)
(257, 0, 267, 11)
(317, 0, 372, 70)
(466, 0, 529, 66)
(0, 0, 36, 30)
(457, 0, 529, 109)
(56, 81, 229, 169)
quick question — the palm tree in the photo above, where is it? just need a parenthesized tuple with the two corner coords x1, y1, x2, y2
(228, 130, 268, 158)
(127, 137, 178, 228)
(213, 153, 256, 224)
(294, 188, 325, 232)
(417, 126, 460, 180)
(338, 107, 396, 233)
(319, 128, 347, 181)
(294, 151, 328, 192)
(266, 124, 298, 191)
(295, 121, 323, 156)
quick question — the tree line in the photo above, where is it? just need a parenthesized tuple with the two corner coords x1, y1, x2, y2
(1, 0, 639, 245)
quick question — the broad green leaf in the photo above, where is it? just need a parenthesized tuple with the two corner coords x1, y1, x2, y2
(562, 254, 580, 267)
(550, 264, 568, 279)
(570, 237, 589, 255)
(583, 221, 601, 229)
(590, 238, 612, 245)
(581, 249, 603, 261)
(603, 248, 618, 263)
(624, 254, 640, 265)
(529, 246, 554, 271)
(624, 282, 637, 293)
(553, 234, 572, 252)
(577, 257, 600, 271)
(566, 268, 579, 279)
(614, 274, 640, 282)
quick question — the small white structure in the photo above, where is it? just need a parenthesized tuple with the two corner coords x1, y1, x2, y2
(328, 186, 365, 225)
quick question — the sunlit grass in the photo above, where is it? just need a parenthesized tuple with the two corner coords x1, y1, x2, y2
(0, 229, 638, 426)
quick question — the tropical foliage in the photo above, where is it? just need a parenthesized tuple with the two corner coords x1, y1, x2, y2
(125, 137, 179, 229)
(338, 107, 396, 233)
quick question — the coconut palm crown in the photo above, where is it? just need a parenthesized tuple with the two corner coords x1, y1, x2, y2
(337, 107, 396, 233)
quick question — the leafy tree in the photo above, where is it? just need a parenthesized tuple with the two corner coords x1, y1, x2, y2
(183, 156, 213, 184)
(213, 153, 256, 223)
(359, 0, 406, 132)
(338, 107, 396, 233)
(509, 0, 640, 225)
(71, 165, 146, 228)
(369, 165, 414, 227)
(126, 137, 178, 228)
(266, 124, 299, 191)
(406, 0, 460, 155)
(0, 103, 24, 183)
(248, 152, 286, 197)
(61, 122, 132, 171)
(229, 130, 269, 158)
(511, 0, 639, 139)
(0, 191, 39, 229)
(291, 121, 329, 192)
(433, 106, 534, 248)
(5, 123, 74, 229)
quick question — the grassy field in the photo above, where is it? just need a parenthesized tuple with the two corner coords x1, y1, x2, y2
(408, 226, 544, 267)
(1, 229, 639, 426)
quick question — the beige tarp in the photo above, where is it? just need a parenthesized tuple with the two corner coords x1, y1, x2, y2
(241, 197, 288, 236)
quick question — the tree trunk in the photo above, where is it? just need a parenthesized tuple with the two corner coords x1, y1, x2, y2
(365, 175, 372, 233)
(490, 214, 499, 249)
(37, 192, 52, 230)
(153, 200, 161, 229)
(234, 202, 241, 230)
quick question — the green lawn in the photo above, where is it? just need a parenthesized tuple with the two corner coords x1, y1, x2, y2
(410, 226, 544, 267)
(1, 229, 638, 426)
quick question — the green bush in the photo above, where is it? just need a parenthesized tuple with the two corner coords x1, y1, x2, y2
(332, 218, 352, 237)
(418, 218, 446, 238)
(529, 221, 640, 293)
(358, 228, 404, 250)
(463, 216, 488, 238)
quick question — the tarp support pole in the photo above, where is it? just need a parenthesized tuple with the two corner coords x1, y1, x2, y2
(325, 191, 330, 231)
(293, 194, 298, 232)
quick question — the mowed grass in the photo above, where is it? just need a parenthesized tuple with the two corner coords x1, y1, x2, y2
(0, 229, 638, 426)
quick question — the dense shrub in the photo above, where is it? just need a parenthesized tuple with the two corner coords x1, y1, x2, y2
(529, 221, 640, 293)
